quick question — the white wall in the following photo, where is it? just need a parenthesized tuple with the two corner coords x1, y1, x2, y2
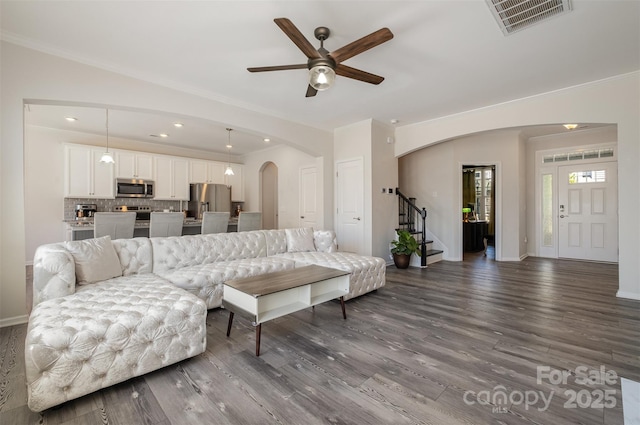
(399, 130, 524, 261)
(243, 144, 321, 230)
(371, 120, 399, 261)
(25, 127, 73, 260)
(396, 72, 640, 300)
(0, 41, 333, 325)
(518, 134, 527, 259)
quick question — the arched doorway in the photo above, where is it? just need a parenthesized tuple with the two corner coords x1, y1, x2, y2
(260, 162, 278, 229)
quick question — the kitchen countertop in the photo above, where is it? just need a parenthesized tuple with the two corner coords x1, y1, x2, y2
(65, 218, 238, 229)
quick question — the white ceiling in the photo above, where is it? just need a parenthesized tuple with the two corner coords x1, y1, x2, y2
(25, 104, 273, 156)
(3, 1, 639, 154)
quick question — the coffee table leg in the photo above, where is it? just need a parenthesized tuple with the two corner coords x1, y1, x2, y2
(340, 296, 347, 320)
(255, 323, 262, 356)
(226, 311, 234, 337)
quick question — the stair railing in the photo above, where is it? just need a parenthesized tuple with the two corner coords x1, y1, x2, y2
(396, 188, 428, 267)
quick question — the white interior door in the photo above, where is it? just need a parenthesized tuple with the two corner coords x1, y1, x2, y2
(558, 162, 618, 262)
(336, 158, 364, 254)
(299, 166, 317, 228)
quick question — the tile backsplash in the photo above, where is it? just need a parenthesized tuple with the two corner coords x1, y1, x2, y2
(64, 198, 183, 220)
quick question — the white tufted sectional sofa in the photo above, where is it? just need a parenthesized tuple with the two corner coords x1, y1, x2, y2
(27, 228, 386, 411)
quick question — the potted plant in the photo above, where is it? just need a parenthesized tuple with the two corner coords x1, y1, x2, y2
(390, 229, 421, 269)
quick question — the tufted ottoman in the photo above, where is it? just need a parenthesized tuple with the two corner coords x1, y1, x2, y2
(274, 251, 387, 300)
(25, 275, 207, 412)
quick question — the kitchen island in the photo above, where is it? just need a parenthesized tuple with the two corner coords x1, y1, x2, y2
(64, 218, 238, 241)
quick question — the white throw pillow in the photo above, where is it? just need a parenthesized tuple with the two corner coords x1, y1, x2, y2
(64, 236, 123, 285)
(313, 230, 338, 253)
(285, 228, 316, 252)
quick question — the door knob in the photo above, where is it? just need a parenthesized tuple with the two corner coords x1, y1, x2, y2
(300, 216, 305, 219)
(353, 217, 361, 221)
(560, 215, 569, 218)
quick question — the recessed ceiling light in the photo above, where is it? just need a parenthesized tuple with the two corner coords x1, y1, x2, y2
(390, 119, 399, 125)
(563, 124, 578, 130)
(226, 144, 233, 149)
(159, 133, 169, 138)
(65, 117, 78, 122)
(263, 138, 270, 142)
(173, 123, 183, 128)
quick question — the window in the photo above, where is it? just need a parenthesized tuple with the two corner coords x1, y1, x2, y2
(542, 174, 553, 246)
(541, 147, 616, 163)
(473, 167, 492, 222)
(568, 170, 606, 184)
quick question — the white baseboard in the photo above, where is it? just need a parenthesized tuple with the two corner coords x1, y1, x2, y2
(501, 256, 524, 262)
(616, 291, 640, 301)
(0, 315, 28, 328)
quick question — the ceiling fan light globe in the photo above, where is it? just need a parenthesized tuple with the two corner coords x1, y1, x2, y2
(309, 65, 335, 91)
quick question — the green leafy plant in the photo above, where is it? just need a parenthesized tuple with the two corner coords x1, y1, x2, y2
(390, 230, 421, 256)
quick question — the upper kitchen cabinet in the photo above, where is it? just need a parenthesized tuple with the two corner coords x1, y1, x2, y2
(64, 144, 115, 198)
(226, 164, 244, 202)
(115, 151, 154, 180)
(154, 155, 189, 200)
(189, 160, 225, 184)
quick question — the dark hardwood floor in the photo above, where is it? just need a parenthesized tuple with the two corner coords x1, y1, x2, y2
(1, 253, 638, 424)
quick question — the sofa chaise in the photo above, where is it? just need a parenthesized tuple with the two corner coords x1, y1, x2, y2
(27, 228, 386, 411)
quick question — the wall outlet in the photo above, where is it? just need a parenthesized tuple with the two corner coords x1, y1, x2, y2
(382, 188, 386, 193)
(388, 188, 393, 194)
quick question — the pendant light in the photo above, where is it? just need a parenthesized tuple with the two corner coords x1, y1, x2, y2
(99, 109, 115, 164)
(224, 128, 234, 176)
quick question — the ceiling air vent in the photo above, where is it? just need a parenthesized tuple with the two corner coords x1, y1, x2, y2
(486, 0, 572, 35)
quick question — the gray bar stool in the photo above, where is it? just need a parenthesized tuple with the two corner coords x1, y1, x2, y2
(237, 212, 262, 232)
(93, 212, 136, 240)
(201, 212, 230, 234)
(149, 212, 184, 237)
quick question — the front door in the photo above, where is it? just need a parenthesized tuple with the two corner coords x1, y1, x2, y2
(558, 162, 618, 262)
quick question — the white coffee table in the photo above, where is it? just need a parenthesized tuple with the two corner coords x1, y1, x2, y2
(222, 265, 350, 356)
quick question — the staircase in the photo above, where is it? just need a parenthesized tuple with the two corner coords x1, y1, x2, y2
(396, 188, 443, 267)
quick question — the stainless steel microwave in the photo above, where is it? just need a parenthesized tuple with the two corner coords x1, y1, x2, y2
(115, 179, 155, 198)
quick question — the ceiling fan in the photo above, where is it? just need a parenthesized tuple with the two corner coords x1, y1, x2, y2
(248, 18, 394, 97)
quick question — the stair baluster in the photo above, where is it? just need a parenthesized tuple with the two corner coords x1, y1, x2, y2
(396, 188, 428, 267)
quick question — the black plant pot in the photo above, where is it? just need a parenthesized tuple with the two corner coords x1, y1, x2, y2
(392, 253, 411, 269)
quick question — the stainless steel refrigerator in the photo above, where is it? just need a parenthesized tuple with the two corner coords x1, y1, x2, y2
(187, 183, 232, 219)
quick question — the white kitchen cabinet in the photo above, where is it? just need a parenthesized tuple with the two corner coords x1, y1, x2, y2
(115, 151, 154, 179)
(226, 164, 244, 202)
(154, 155, 189, 200)
(189, 160, 225, 184)
(64, 145, 115, 198)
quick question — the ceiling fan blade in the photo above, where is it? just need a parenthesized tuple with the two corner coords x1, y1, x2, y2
(274, 18, 321, 59)
(247, 64, 308, 72)
(330, 28, 393, 64)
(305, 85, 318, 97)
(335, 64, 385, 85)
